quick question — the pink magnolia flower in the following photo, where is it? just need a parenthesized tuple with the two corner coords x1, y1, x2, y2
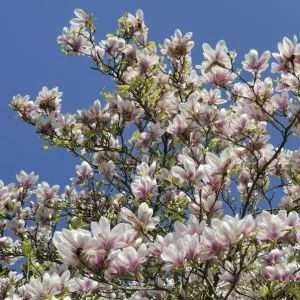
(147, 122, 165, 138)
(91, 45, 105, 62)
(183, 234, 203, 261)
(136, 162, 156, 177)
(57, 25, 79, 49)
(161, 29, 194, 61)
(256, 211, 286, 241)
(117, 244, 147, 273)
(263, 262, 298, 282)
(98, 160, 115, 180)
(68, 277, 98, 294)
(262, 249, 284, 265)
(174, 215, 205, 236)
(36, 181, 60, 206)
(189, 193, 223, 216)
(121, 202, 160, 232)
(68, 32, 92, 56)
(210, 217, 243, 246)
(101, 37, 125, 53)
(219, 261, 240, 284)
(167, 113, 189, 135)
(7, 219, 26, 235)
(16, 171, 38, 188)
(271, 36, 300, 74)
(199, 40, 231, 73)
(91, 216, 130, 250)
(242, 50, 271, 75)
(118, 9, 147, 38)
(204, 66, 237, 86)
(161, 238, 187, 270)
(131, 176, 157, 199)
(158, 92, 180, 117)
(36, 86, 63, 113)
(53, 228, 103, 266)
(171, 155, 199, 183)
(148, 233, 177, 256)
(70, 9, 90, 26)
(73, 161, 93, 184)
(272, 91, 293, 112)
(24, 271, 70, 299)
(136, 49, 159, 77)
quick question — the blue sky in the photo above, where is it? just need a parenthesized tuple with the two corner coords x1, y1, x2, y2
(1, 0, 300, 190)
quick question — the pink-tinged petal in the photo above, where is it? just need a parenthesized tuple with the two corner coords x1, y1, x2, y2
(74, 8, 87, 18)
(121, 207, 136, 222)
(174, 29, 183, 43)
(203, 43, 215, 61)
(138, 203, 152, 223)
(282, 37, 294, 58)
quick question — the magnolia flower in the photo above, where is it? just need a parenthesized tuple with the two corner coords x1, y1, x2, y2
(98, 160, 115, 180)
(24, 271, 70, 299)
(263, 262, 298, 282)
(117, 244, 147, 273)
(136, 48, 159, 76)
(131, 176, 157, 199)
(136, 162, 156, 177)
(36, 86, 63, 113)
(256, 211, 286, 241)
(36, 115, 55, 135)
(220, 261, 240, 285)
(171, 155, 199, 183)
(68, 277, 98, 294)
(92, 44, 105, 62)
(174, 215, 205, 237)
(53, 228, 102, 265)
(204, 66, 237, 86)
(16, 171, 38, 188)
(271, 36, 300, 74)
(7, 219, 26, 234)
(68, 32, 93, 55)
(118, 9, 146, 37)
(272, 91, 293, 112)
(161, 238, 187, 270)
(73, 161, 93, 184)
(147, 122, 165, 138)
(101, 37, 126, 53)
(167, 114, 188, 135)
(158, 92, 180, 117)
(70, 9, 90, 26)
(161, 29, 194, 61)
(36, 181, 60, 206)
(198, 40, 231, 73)
(121, 202, 160, 232)
(91, 216, 129, 249)
(242, 50, 271, 75)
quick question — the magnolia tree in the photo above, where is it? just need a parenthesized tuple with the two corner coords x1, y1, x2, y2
(2, 7, 300, 299)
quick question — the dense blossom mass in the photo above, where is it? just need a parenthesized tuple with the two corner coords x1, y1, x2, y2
(2, 7, 300, 299)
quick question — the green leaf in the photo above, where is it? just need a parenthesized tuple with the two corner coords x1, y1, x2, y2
(117, 84, 131, 92)
(260, 286, 269, 295)
(106, 33, 114, 38)
(43, 142, 49, 150)
(288, 287, 300, 299)
(261, 243, 271, 250)
(69, 215, 84, 230)
(21, 241, 32, 257)
(55, 141, 64, 148)
(132, 130, 140, 140)
(148, 41, 156, 47)
(61, 49, 70, 56)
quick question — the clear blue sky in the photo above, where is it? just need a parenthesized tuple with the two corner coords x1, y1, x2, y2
(1, 0, 300, 188)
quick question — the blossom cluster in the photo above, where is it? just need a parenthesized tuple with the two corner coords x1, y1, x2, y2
(4, 8, 300, 299)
